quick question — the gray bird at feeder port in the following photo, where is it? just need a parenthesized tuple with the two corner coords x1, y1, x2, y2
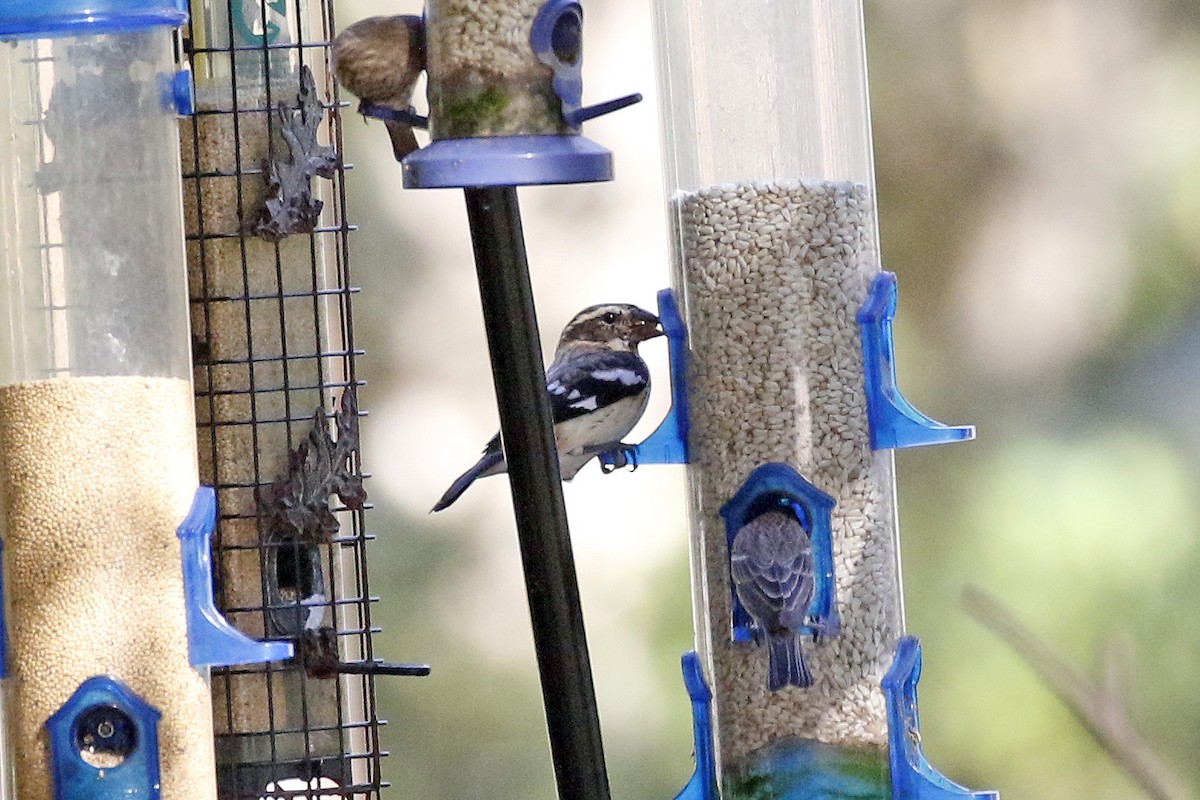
(332, 14, 425, 160)
(730, 506, 817, 691)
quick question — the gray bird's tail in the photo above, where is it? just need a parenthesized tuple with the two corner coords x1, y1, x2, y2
(766, 632, 813, 691)
(432, 448, 504, 512)
(385, 120, 419, 160)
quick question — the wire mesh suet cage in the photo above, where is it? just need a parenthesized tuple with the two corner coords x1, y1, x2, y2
(179, 1, 419, 796)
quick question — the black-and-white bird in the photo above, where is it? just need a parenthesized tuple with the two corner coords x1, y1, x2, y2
(730, 503, 816, 690)
(432, 303, 664, 512)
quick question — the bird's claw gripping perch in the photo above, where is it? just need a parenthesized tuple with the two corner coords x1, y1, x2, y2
(810, 612, 841, 644)
(597, 443, 638, 473)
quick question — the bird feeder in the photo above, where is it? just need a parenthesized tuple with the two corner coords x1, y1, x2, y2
(0, 1, 291, 797)
(402, 0, 640, 187)
(182, 0, 423, 796)
(650, 1, 985, 798)
(334, 0, 642, 796)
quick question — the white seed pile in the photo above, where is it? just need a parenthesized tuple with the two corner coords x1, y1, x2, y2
(426, 0, 562, 135)
(0, 376, 216, 800)
(677, 179, 903, 769)
(429, 0, 544, 78)
(181, 95, 341, 753)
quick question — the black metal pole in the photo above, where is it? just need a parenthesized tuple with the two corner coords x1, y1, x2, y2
(462, 185, 612, 800)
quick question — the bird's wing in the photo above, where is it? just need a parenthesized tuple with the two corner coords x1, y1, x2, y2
(731, 519, 815, 622)
(544, 349, 650, 424)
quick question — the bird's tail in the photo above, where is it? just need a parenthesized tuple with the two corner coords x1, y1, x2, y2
(385, 120, 419, 160)
(431, 450, 504, 512)
(766, 632, 813, 691)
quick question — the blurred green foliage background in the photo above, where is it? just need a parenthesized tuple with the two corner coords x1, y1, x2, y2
(331, 0, 1200, 798)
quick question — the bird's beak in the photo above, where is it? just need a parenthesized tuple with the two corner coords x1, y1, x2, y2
(632, 308, 665, 342)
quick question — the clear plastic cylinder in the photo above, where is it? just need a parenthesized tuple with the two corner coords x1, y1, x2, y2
(0, 27, 216, 799)
(424, 0, 567, 138)
(652, 0, 902, 789)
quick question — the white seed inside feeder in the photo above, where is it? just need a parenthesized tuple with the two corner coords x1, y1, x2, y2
(677, 178, 902, 768)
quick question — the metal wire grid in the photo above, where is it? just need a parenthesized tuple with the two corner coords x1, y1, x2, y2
(27, 43, 67, 374)
(180, 1, 385, 797)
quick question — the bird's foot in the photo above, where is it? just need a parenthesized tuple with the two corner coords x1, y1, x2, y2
(596, 442, 639, 474)
(808, 611, 841, 643)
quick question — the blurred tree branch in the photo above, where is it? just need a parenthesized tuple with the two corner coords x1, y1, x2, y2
(962, 585, 1193, 800)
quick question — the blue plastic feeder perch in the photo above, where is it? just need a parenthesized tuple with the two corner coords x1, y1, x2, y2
(857, 272, 975, 451)
(883, 637, 998, 800)
(673, 651, 718, 800)
(177, 487, 294, 667)
(719, 463, 839, 645)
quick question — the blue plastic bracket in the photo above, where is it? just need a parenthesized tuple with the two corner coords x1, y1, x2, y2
(47, 676, 162, 800)
(598, 287, 689, 469)
(673, 651, 718, 800)
(158, 67, 194, 116)
(719, 463, 839, 643)
(170, 68, 194, 116)
(857, 272, 975, 450)
(178, 486, 294, 667)
(883, 636, 999, 800)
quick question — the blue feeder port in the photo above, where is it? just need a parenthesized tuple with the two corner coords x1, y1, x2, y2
(178, 487, 294, 667)
(720, 463, 839, 645)
(857, 272, 975, 451)
(531, 0, 584, 120)
(883, 636, 999, 800)
(47, 676, 162, 800)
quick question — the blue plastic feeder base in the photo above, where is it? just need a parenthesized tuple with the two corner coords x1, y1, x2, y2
(401, 134, 613, 188)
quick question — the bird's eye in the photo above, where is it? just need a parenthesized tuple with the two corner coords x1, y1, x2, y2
(602, 311, 617, 324)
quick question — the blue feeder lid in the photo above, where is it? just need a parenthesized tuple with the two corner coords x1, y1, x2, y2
(0, 0, 187, 39)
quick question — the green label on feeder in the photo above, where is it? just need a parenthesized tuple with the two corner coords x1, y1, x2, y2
(233, 0, 288, 45)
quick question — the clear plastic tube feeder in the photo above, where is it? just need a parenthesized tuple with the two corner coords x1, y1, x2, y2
(0, 1, 255, 797)
(653, 1, 900, 794)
